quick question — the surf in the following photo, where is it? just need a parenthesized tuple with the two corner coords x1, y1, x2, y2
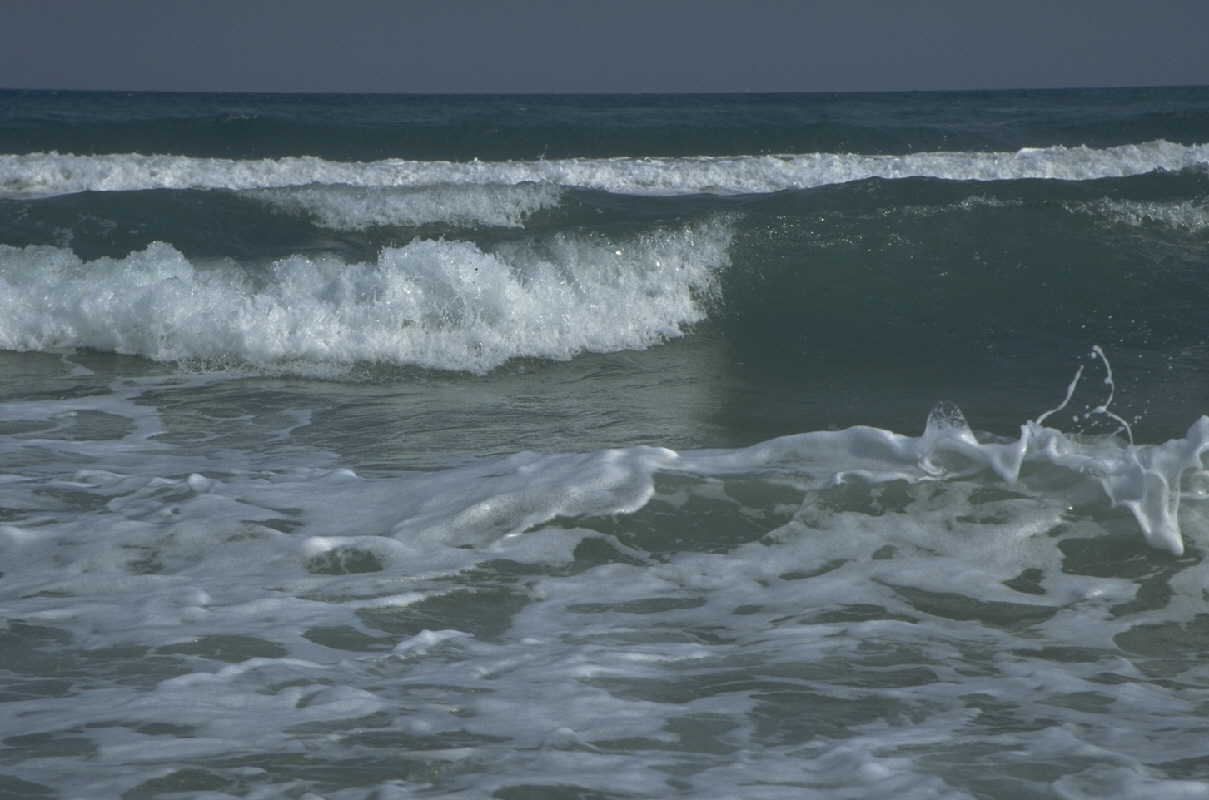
(0, 217, 732, 373)
(3, 140, 1206, 199)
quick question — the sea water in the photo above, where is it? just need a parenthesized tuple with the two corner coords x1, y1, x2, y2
(2, 89, 1209, 798)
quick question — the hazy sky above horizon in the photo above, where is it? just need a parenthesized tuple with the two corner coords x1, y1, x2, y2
(2, 0, 1208, 94)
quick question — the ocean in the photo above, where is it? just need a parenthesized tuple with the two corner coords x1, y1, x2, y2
(2, 88, 1209, 799)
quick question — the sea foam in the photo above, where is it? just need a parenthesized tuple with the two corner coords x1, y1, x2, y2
(2, 140, 1206, 199)
(3, 364, 1208, 800)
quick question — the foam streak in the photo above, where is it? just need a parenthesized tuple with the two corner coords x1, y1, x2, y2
(3, 140, 1206, 199)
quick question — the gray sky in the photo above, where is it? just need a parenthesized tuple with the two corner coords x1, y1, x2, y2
(2, 0, 1208, 94)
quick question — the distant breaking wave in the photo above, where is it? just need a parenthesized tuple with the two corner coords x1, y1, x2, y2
(2, 140, 1207, 199)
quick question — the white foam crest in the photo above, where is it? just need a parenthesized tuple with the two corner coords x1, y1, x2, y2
(3, 140, 1206, 198)
(0, 219, 730, 372)
(667, 348, 1209, 556)
(248, 182, 563, 230)
(674, 408, 1209, 556)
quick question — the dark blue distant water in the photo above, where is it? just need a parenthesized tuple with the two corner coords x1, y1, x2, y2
(2, 89, 1209, 800)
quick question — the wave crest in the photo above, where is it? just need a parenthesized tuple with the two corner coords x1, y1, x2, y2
(0, 218, 732, 373)
(3, 140, 1205, 200)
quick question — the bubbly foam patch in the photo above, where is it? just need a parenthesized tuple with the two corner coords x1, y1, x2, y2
(0, 218, 731, 372)
(3, 140, 1206, 199)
